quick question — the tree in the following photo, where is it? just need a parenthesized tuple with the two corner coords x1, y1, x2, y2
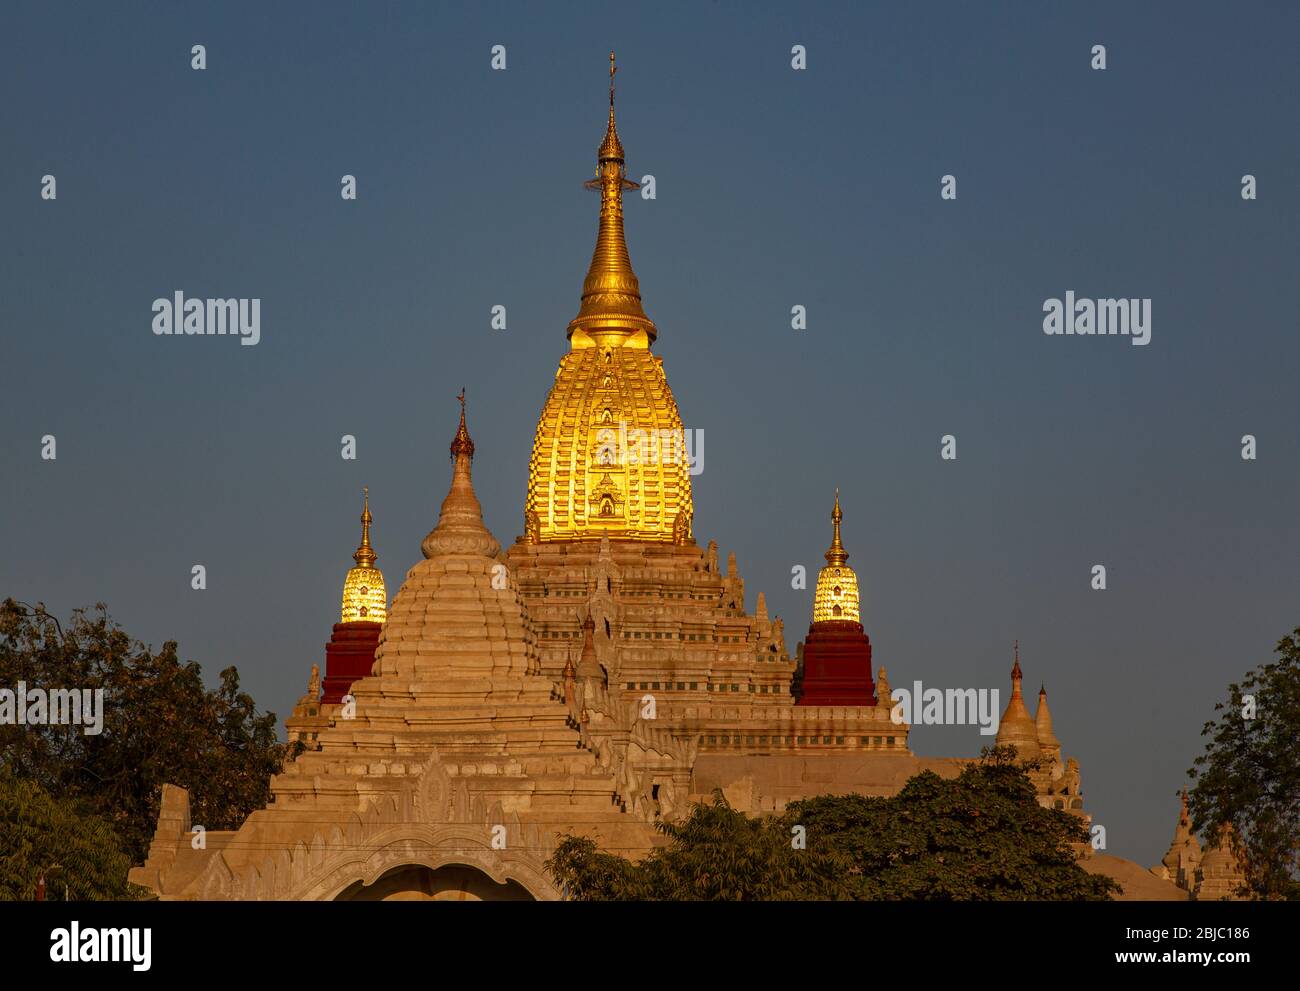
(546, 793, 854, 900)
(1188, 627, 1300, 900)
(0, 600, 300, 867)
(0, 768, 145, 900)
(783, 748, 1118, 900)
(546, 749, 1117, 900)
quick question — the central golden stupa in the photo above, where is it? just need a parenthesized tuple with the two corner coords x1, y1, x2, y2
(525, 53, 692, 543)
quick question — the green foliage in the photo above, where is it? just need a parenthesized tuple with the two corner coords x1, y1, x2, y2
(544, 834, 644, 901)
(0, 600, 301, 871)
(547, 749, 1117, 901)
(784, 748, 1117, 900)
(0, 768, 147, 900)
(1189, 627, 1300, 900)
(547, 792, 853, 900)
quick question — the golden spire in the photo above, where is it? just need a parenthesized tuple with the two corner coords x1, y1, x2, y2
(825, 487, 849, 566)
(450, 386, 474, 459)
(598, 50, 624, 163)
(567, 51, 657, 348)
(353, 486, 376, 568)
(812, 489, 861, 623)
(340, 487, 387, 624)
(423, 391, 502, 559)
(996, 641, 1040, 757)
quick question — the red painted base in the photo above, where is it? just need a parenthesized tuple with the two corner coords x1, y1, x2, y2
(796, 620, 876, 706)
(321, 622, 382, 704)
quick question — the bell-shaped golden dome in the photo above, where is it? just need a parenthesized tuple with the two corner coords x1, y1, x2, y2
(813, 489, 861, 623)
(339, 487, 387, 624)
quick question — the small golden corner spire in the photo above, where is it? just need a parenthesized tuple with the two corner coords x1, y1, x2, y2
(353, 486, 377, 568)
(341, 487, 387, 624)
(813, 487, 861, 623)
(824, 487, 849, 566)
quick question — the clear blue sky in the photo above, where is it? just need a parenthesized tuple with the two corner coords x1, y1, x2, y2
(3, 0, 1298, 868)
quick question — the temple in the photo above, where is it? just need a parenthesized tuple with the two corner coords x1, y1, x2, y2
(1149, 790, 1249, 899)
(130, 54, 1182, 901)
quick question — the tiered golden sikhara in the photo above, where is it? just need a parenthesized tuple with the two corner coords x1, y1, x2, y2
(525, 53, 693, 544)
(339, 488, 387, 623)
(812, 490, 861, 623)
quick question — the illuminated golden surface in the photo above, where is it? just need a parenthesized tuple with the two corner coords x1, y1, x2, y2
(340, 487, 387, 623)
(527, 53, 692, 543)
(812, 490, 861, 623)
(566, 51, 657, 349)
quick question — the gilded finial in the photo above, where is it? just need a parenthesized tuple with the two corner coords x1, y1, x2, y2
(824, 487, 849, 566)
(450, 387, 475, 460)
(599, 51, 623, 163)
(353, 486, 376, 568)
(1011, 640, 1022, 683)
(569, 52, 656, 347)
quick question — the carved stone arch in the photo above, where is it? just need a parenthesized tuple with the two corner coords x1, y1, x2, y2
(289, 823, 561, 902)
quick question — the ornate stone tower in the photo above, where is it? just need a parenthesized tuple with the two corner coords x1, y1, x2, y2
(796, 491, 876, 705)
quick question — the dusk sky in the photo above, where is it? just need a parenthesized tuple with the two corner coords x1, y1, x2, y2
(3, 1, 1298, 868)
